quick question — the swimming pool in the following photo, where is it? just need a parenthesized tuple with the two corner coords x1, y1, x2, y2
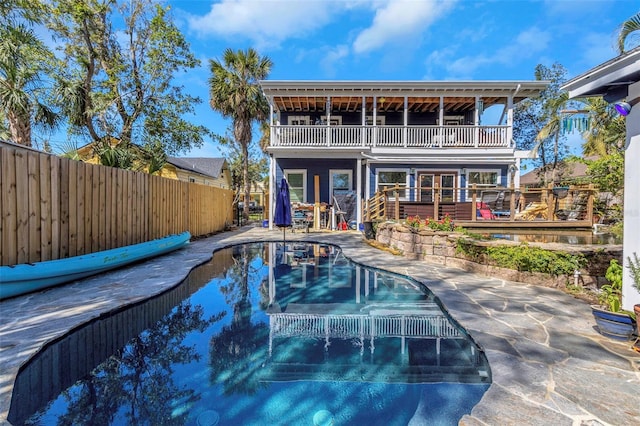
(10, 242, 490, 425)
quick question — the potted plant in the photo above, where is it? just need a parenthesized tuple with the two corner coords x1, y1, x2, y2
(591, 259, 636, 340)
(627, 253, 640, 343)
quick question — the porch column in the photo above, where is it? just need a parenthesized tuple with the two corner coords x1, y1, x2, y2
(438, 97, 444, 147)
(365, 161, 371, 203)
(362, 96, 366, 147)
(474, 96, 480, 148)
(373, 97, 378, 147)
(507, 95, 514, 147)
(268, 154, 275, 230)
(403, 96, 408, 147)
(326, 97, 331, 147)
(356, 158, 363, 227)
(269, 101, 275, 146)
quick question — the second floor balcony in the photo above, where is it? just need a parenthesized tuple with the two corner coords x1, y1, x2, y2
(261, 80, 549, 152)
(272, 124, 511, 149)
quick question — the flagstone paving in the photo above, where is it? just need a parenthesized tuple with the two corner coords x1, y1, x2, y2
(1, 226, 639, 425)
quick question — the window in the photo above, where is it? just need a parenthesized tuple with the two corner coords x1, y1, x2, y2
(467, 170, 499, 199)
(443, 115, 464, 125)
(467, 170, 499, 187)
(284, 169, 306, 203)
(377, 170, 408, 200)
(289, 115, 310, 125)
(321, 115, 342, 125)
(365, 115, 385, 125)
(329, 170, 352, 198)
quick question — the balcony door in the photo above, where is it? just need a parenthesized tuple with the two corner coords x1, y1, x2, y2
(418, 172, 457, 202)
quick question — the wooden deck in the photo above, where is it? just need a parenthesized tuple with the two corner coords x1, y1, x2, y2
(365, 184, 597, 231)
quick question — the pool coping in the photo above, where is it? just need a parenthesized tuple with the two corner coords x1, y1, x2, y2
(1, 227, 639, 425)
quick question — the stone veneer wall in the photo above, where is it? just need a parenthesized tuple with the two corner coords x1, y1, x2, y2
(374, 222, 622, 291)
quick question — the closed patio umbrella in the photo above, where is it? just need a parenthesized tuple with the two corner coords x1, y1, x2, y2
(274, 178, 292, 243)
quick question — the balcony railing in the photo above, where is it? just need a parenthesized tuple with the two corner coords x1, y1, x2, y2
(272, 125, 510, 148)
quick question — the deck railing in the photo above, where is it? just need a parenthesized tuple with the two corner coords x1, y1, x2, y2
(272, 125, 510, 148)
(365, 183, 597, 224)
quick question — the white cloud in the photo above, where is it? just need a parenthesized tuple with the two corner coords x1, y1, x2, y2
(352, 0, 456, 54)
(187, 0, 336, 48)
(438, 26, 552, 78)
(320, 44, 350, 77)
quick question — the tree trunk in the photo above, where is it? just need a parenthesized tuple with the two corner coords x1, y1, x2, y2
(8, 109, 32, 147)
(242, 143, 250, 221)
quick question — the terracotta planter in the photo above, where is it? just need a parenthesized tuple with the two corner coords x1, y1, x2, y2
(591, 306, 636, 340)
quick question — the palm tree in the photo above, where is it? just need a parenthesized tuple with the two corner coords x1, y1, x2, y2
(209, 48, 272, 221)
(0, 23, 57, 146)
(580, 97, 626, 156)
(617, 11, 640, 53)
(534, 90, 570, 183)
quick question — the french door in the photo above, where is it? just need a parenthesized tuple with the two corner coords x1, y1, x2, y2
(418, 172, 457, 202)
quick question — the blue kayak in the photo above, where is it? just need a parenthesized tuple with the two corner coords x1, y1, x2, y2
(0, 231, 191, 300)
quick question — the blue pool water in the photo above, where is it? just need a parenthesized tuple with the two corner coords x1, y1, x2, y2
(12, 242, 490, 425)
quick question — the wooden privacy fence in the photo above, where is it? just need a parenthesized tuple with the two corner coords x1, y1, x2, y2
(1, 144, 234, 266)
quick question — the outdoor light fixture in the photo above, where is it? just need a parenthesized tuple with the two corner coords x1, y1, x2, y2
(614, 101, 632, 116)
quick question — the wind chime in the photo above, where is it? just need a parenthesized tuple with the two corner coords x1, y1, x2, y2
(560, 109, 591, 134)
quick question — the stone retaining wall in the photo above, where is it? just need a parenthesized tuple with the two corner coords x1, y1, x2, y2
(374, 222, 623, 291)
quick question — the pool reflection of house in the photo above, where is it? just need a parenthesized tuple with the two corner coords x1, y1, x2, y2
(260, 80, 548, 228)
(263, 243, 490, 384)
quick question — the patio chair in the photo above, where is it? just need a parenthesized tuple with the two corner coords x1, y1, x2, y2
(515, 201, 548, 220)
(476, 191, 499, 220)
(555, 192, 588, 221)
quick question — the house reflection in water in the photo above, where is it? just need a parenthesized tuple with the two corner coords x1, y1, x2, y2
(262, 242, 490, 384)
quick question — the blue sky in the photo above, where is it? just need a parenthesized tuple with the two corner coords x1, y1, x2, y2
(44, 0, 639, 159)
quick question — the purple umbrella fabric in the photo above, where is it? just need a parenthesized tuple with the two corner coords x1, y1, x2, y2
(274, 178, 292, 229)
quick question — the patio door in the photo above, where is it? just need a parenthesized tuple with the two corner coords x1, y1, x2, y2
(440, 174, 456, 202)
(418, 172, 457, 202)
(418, 174, 434, 202)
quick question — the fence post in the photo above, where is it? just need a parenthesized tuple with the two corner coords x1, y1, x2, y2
(587, 184, 595, 224)
(471, 184, 477, 222)
(434, 183, 440, 220)
(509, 181, 516, 222)
(546, 183, 554, 220)
(394, 184, 400, 221)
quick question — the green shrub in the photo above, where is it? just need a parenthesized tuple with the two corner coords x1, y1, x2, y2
(485, 244, 586, 276)
(455, 238, 486, 262)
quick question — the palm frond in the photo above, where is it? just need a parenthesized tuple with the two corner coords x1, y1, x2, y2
(617, 12, 640, 53)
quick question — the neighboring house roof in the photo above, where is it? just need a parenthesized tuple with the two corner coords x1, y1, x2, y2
(166, 157, 227, 179)
(520, 156, 597, 186)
